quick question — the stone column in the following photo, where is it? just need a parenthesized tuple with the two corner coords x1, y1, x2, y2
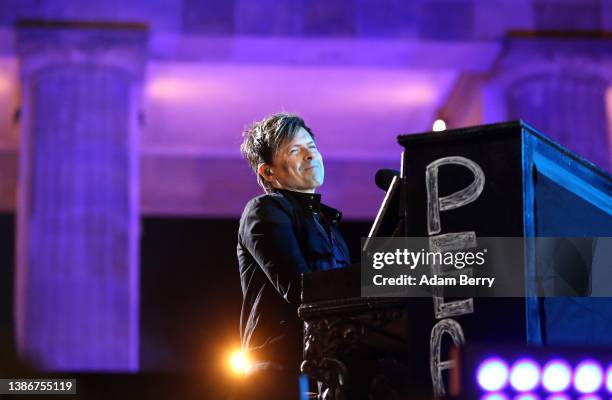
(484, 37, 612, 172)
(15, 22, 147, 370)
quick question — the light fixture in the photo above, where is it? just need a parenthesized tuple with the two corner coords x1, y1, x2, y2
(228, 349, 250, 376)
(542, 359, 572, 393)
(477, 357, 510, 392)
(509, 358, 541, 392)
(574, 360, 603, 394)
(432, 119, 447, 132)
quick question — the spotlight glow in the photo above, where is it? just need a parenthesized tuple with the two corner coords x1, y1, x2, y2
(574, 360, 603, 394)
(477, 357, 510, 392)
(542, 359, 572, 393)
(481, 393, 509, 400)
(510, 358, 541, 392)
(546, 395, 570, 400)
(606, 365, 612, 393)
(228, 349, 250, 375)
(513, 394, 539, 400)
(577, 395, 602, 400)
(432, 119, 447, 132)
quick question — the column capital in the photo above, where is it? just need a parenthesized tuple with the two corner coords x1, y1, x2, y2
(492, 35, 612, 88)
(17, 20, 148, 80)
(484, 34, 612, 171)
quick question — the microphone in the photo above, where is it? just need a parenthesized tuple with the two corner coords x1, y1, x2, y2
(375, 169, 400, 191)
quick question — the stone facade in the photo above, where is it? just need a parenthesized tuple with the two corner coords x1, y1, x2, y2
(0, 0, 609, 373)
(15, 22, 146, 370)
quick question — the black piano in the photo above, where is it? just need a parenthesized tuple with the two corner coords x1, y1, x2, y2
(298, 121, 612, 399)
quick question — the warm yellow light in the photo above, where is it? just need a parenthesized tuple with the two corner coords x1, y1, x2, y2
(432, 119, 447, 132)
(229, 349, 250, 375)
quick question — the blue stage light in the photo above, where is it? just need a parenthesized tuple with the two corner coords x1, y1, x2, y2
(477, 357, 510, 392)
(510, 358, 541, 392)
(606, 365, 612, 393)
(542, 359, 572, 393)
(574, 360, 604, 394)
(545, 394, 570, 400)
(512, 393, 539, 400)
(577, 395, 602, 400)
(457, 344, 612, 399)
(481, 393, 510, 400)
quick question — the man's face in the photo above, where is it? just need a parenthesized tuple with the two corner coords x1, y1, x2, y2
(268, 127, 324, 193)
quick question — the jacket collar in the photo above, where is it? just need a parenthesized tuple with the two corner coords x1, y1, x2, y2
(274, 189, 343, 225)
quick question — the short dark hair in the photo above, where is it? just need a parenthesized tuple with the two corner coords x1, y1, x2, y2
(240, 112, 314, 192)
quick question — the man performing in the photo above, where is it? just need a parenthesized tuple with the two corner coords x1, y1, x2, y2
(236, 113, 351, 399)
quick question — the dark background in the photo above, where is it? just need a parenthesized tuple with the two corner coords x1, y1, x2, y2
(0, 213, 371, 373)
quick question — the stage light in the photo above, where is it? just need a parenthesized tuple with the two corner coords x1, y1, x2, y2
(542, 359, 572, 393)
(481, 393, 509, 400)
(574, 360, 603, 394)
(228, 349, 250, 376)
(458, 345, 612, 399)
(509, 358, 541, 392)
(432, 119, 447, 132)
(577, 395, 601, 400)
(477, 357, 509, 392)
(606, 364, 612, 393)
(545, 394, 570, 400)
(512, 393, 538, 400)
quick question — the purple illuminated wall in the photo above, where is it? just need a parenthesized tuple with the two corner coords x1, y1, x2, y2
(15, 23, 146, 370)
(0, 0, 608, 371)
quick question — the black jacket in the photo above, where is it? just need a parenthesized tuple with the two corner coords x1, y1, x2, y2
(237, 189, 351, 371)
